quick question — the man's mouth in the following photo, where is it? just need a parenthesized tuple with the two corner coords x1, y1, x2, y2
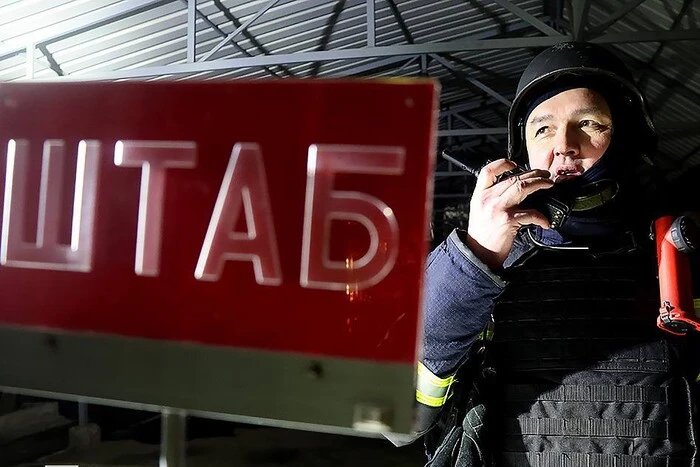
(553, 166, 583, 182)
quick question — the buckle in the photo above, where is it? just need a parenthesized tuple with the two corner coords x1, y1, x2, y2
(588, 230, 642, 258)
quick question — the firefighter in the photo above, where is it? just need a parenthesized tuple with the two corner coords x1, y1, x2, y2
(417, 42, 700, 466)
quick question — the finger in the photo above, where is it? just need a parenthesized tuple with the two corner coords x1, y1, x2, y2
(474, 159, 517, 192)
(511, 209, 551, 229)
(490, 169, 551, 196)
(500, 177, 554, 209)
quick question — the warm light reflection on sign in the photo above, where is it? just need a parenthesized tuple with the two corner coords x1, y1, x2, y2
(300, 144, 404, 291)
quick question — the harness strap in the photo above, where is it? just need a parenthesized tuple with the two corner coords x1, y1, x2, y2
(504, 384, 668, 403)
(505, 417, 668, 438)
(501, 451, 690, 467)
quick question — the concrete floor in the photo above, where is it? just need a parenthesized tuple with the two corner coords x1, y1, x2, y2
(26, 425, 426, 467)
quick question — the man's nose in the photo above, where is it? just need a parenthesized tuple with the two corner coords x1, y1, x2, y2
(553, 124, 580, 157)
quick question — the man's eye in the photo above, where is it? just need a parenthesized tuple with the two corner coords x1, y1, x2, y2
(535, 126, 548, 136)
(580, 120, 599, 129)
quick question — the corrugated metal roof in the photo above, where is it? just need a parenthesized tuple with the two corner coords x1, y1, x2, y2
(587, 0, 700, 177)
(0, 0, 699, 193)
(0, 0, 549, 79)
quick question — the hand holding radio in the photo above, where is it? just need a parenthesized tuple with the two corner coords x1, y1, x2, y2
(465, 159, 554, 270)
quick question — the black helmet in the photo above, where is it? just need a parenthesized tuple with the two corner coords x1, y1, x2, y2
(508, 41, 656, 162)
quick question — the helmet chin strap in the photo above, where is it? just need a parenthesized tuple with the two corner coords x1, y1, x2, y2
(533, 177, 620, 234)
(553, 177, 636, 241)
(568, 179, 619, 212)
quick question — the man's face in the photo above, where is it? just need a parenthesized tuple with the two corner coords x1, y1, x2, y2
(525, 88, 613, 183)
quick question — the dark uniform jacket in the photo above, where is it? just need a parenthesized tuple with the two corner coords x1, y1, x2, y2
(420, 226, 700, 466)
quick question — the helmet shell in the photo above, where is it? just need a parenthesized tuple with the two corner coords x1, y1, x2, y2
(508, 42, 656, 162)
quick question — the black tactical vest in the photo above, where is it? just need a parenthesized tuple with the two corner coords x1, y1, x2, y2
(486, 244, 699, 466)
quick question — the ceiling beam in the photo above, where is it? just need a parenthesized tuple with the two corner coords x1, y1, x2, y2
(385, 0, 414, 44)
(182, 0, 286, 77)
(569, 0, 590, 41)
(587, 0, 647, 37)
(38, 28, 700, 81)
(321, 20, 534, 78)
(39, 36, 560, 81)
(430, 53, 512, 107)
(438, 128, 508, 136)
(450, 113, 502, 144)
(200, 0, 280, 62)
(310, 0, 346, 77)
(591, 28, 700, 43)
(186, 0, 196, 63)
(37, 45, 64, 77)
(491, 0, 561, 36)
(637, 0, 694, 89)
(331, 55, 413, 77)
(366, 0, 375, 47)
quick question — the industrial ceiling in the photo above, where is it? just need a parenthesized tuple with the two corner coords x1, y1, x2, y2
(1, 0, 699, 236)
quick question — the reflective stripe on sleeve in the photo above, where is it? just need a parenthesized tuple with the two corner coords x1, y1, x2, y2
(478, 318, 495, 341)
(416, 361, 455, 408)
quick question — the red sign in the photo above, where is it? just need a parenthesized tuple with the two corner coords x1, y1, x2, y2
(0, 80, 437, 433)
